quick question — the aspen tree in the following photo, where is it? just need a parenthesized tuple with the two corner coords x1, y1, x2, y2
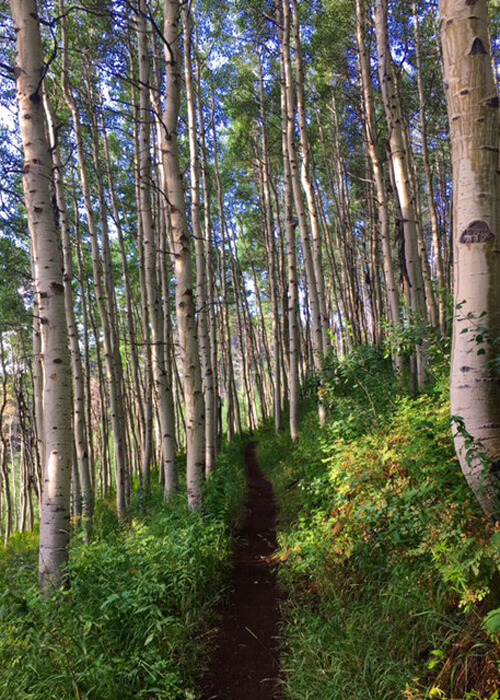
(231, 252, 254, 431)
(142, 39, 175, 488)
(196, 82, 220, 458)
(412, 0, 446, 334)
(269, 181, 291, 400)
(183, 2, 215, 475)
(10, 0, 72, 589)
(402, 118, 439, 329)
(136, 1, 177, 496)
(375, 0, 429, 388)
(102, 122, 146, 477)
(281, 0, 323, 373)
(212, 117, 241, 439)
(249, 258, 273, 418)
(440, 0, 500, 516)
(73, 213, 97, 498)
(163, 0, 205, 508)
(355, 0, 401, 347)
(279, 8, 300, 443)
(43, 92, 93, 537)
(327, 93, 359, 347)
(91, 112, 131, 512)
(134, 10, 156, 491)
(32, 292, 45, 490)
(291, 0, 330, 358)
(257, 59, 282, 432)
(159, 218, 178, 475)
(0, 336, 12, 541)
(62, 68, 129, 517)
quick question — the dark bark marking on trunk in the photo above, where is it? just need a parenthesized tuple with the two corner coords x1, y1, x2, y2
(460, 220, 493, 244)
(469, 37, 488, 55)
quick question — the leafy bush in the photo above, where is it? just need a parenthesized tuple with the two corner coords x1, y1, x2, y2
(0, 439, 247, 699)
(257, 351, 500, 699)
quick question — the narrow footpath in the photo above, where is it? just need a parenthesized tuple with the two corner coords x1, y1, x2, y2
(202, 442, 282, 700)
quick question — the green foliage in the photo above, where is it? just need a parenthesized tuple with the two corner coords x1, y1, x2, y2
(382, 314, 434, 359)
(320, 345, 396, 434)
(0, 440, 247, 699)
(256, 350, 500, 699)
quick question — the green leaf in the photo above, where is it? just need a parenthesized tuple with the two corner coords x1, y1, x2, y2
(482, 608, 500, 635)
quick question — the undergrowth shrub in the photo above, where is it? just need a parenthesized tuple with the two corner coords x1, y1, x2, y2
(257, 347, 500, 700)
(0, 439, 247, 699)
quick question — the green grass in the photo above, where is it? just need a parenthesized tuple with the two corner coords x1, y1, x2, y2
(0, 439, 247, 700)
(256, 347, 500, 700)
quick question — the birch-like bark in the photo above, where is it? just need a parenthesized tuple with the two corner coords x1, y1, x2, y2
(194, 68, 220, 454)
(89, 113, 131, 514)
(0, 335, 12, 540)
(413, 0, 446, 333)
(403, 115, 439, 329)
(102, 121, 146, 472)
(257, 57, 281, 432)
(163, 0, 205, 508)
(212, 116, 240, 440)
(137, 1, 177, 496)
(375, 0, 428, 388)
(280, 13, 300, 442)
(355, 0, 401, 337)
(183, 3, 215, 476)
(43, 90, 93, 537)
(440, 0, 500, 516)
(74, 212, 97, 499)
(32, 292, 44, 492)
(282, 0, 323, 373)
(10, 0, 72, 590)
(291, 0, 329, 358)
(159, 217, 178, 485)
(62, 59, 128, 516)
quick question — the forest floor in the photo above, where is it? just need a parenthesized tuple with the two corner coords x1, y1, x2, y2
(202, 442, 282, 700)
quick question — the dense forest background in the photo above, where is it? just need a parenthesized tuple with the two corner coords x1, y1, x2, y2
(1, 0, 500, 697)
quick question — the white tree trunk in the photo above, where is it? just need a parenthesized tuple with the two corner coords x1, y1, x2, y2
(136, 0, 177, 496)
(10, 0, 72, 591)
(413, 0, 446, 334)
(163, 0, 205, 509)
(280, 9, 300, 442)
(183, 3, 215, 476)
(43, 89, 93, 538)
(355, 0, 403, 373)
(441, 0, 500, 517)
(291, 0, 329, 359)
(282, 0, 323, 374)
(375, 0, 428, 388)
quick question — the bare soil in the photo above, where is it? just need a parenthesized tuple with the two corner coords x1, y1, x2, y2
(202, 442, 282, 699)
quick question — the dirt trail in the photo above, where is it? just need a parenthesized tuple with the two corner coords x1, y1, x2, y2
(202, 442, 281, 700)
